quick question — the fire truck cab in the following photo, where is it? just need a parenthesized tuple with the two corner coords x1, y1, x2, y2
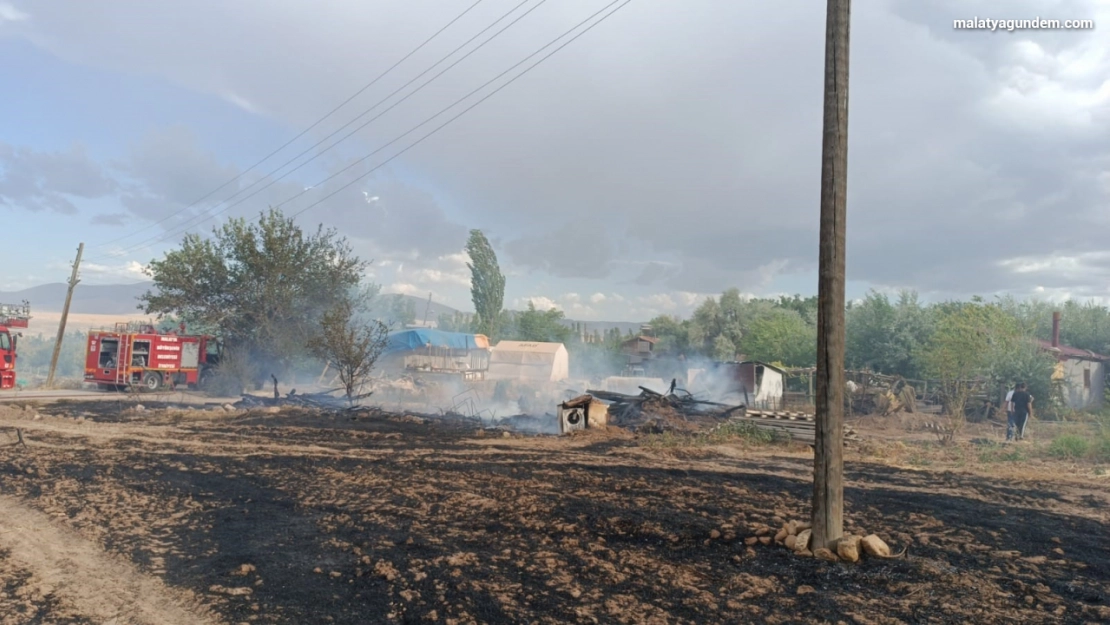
(85, 323, 221, 392)
(0, 301, 30, 390)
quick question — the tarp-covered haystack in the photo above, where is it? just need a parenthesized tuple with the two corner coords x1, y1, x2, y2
(379, 329, 490, 377)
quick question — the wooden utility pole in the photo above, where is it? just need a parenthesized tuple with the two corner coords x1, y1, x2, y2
(812, 0, 851, 552)
(46, 243, 84, 388)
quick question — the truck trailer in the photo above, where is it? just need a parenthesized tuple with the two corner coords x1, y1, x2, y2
(85, 322, 220, 391)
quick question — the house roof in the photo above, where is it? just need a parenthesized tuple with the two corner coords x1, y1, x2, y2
(491, 341, 567, 354)
(1036, 339, 1108, 362)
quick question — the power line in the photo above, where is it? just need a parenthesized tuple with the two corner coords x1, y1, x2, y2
(90, 0, 485, 252)
(89, 0, 549, 263)
(101, 0, 632, 275)
(282, 0, 633, 222)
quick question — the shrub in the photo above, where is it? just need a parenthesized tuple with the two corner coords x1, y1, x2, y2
(1048, 434, 1090, 460)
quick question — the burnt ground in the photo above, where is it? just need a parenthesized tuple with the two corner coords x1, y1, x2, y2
(0, 402, 1108, 625)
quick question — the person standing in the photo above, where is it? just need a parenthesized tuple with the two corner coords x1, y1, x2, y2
(1004, 383, 1015, 427)
(1008, 382, 1033, 441)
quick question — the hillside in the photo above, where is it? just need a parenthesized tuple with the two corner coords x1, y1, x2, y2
(0, 283, 151, 316)
(4, 284, 645, 332)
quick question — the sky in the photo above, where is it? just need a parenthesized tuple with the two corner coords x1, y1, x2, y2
(1, 0, 1108, 321)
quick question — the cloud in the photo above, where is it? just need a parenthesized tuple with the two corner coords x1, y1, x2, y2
(0, 2, 28, 24)
(90, 212, 129, 226)
(504, 223, 616, 279)
(0, 141, 116, 213)
(80, 260, 149, 282)
(6, 0, 1109, 301)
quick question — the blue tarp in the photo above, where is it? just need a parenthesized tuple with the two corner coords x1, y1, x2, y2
(383, 329, 480, 355)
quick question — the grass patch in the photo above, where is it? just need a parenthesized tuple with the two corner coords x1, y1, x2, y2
(978, 447, 1027, 463)
(640, 421, 786, 449)
(1048, 434, 1090, 460)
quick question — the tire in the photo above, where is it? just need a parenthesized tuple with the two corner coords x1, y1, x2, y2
(142, 371, 163, 392)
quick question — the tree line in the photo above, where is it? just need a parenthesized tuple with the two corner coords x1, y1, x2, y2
(25, 208, 1106, 417)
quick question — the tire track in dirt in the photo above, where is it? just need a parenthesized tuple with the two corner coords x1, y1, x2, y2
(0, 494, 221, 625)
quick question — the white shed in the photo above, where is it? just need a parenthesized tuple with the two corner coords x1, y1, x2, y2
(487, 341, 570, 382)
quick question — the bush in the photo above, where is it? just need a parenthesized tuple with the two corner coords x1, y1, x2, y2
(1048, 434, 1090, 460)
(205, 349, 258, 397)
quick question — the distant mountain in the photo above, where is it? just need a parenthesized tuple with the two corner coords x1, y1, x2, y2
(2, 283, 468, 320)
(378, 293, 464, 323)
(0, 283, 151, 315)
(3, 284, 646, 330)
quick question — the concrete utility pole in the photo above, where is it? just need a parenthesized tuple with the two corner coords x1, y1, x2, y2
(812, 0, 851, 552)
(46, 243, 84, 388)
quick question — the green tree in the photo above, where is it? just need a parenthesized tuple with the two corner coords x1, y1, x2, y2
(712, 335, 737, 361)
(437, 311, 474, 333)
(141, 208, 366, 387)
(740, 309, 816, 367)
(647, 315, 690, 355)
(309, 293, 390, 403)
(465, 229, 505, 339)
(510, 302, 572, 343)
(845, 290, 935, 378)
(919, 302, 1021, 421)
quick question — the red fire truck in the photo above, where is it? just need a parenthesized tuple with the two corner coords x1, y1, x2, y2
(0, 301, 30, 390)
(85, 322, 221, 391)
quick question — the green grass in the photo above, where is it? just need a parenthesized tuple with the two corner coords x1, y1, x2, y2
(1048, 434, 1090, 460)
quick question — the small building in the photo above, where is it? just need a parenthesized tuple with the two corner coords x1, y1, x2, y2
(687, 360, 786, 409)
(487, 341, 569, 382)
(621, 335, 658, 366)
(1038, 312, 1107, 411)
(380, 329, 489, 378)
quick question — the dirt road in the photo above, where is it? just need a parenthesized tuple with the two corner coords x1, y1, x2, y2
(0, 495, 220, 625)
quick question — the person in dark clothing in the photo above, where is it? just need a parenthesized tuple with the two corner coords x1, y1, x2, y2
(1007, 382, 1033, 441)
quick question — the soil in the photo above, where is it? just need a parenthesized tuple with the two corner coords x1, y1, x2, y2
(0, 400, 1107, 624)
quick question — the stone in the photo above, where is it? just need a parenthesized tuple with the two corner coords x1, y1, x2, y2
(794, 529, 812, 553)
(861, 534, 891, 558)
(814, 548, 839, 563)
(774, 529, 788, 543)
(709, 529, 721, 540)
(795, 549, 813, 557)
(744, 537, 758, 546)
(784, 535, 797, 550)
(796, 585, 815, 595)
(836, 536, 861, 563)
(758, 536, 771, 545)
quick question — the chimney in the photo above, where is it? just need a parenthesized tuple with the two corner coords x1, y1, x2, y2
(1052, 311, 1061, 348)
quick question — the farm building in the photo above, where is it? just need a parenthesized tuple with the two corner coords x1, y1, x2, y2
(1039, 312, 1107, 411)
(687, 361, 786, 409)
(379, 329, 490, 379)
(487, 341, 570, 382)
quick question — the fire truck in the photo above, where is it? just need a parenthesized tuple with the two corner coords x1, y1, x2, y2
(0, 301, 30, 390)
(85, 322, 221, 392)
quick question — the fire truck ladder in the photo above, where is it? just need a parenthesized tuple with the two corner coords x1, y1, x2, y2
(0, 301, 30, 328)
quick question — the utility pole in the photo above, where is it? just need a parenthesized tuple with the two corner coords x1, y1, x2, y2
(812, 0, 851, 552)
(46, 243, 84, 388)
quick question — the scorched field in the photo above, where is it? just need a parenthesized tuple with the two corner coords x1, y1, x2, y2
(0, 401, 1107, 625)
